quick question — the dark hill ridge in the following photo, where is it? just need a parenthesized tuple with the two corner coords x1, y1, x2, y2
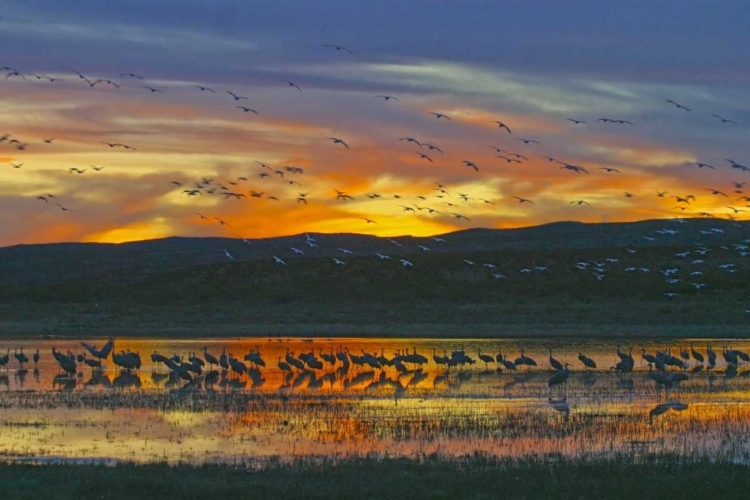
(1, 219, 747, 287)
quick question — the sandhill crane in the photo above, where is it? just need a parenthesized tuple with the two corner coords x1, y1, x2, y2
(548, 348, 563, 371)
(81, 339, 114, 361)
(690, 345, 704, 363)
(33, 349, 40, 367)
(203, 347, 219, 369)
(723, 347, 739, 366)
(641, 349, 657, 368)
(320, 349, 336, 367)
(707, 345, 717, 369)
(285, 349, 305, 371)
(578, 353, 597, 371)
(277, 357, 292, 372)
(219, 347, 229, 371)
(478, 349, 494, 369)
(616, 346, 634, 364)
(14, 348, 29, 369)
(649, 371, 673, 392)
(228, 355, 247, 378)
(151, 350, 169, 369)
(548, 363, 571, 396)
(432, 348, 448, 369)
(679, 347, 690, 361)
(514, 350, 537, 369)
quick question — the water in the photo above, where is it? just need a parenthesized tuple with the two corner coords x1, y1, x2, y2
(0, 337, 749, 465)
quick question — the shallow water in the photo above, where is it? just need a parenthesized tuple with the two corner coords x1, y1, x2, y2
(0, 337, 749, 465)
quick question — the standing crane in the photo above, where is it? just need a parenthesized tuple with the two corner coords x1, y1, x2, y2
(547, 348, 563, 371)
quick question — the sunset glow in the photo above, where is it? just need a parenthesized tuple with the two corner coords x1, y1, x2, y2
(0, 2, 748, 246)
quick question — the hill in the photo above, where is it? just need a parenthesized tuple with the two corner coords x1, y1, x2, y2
(1, 219, 748, 338)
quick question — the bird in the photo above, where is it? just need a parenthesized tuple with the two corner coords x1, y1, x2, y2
(361, 218, 378, 224)
(429, 112, 451, 120)
(566, 119, 587, 124)
(666, 99, 691, 111)
(190, 85, 216, 93)
(375, 95, 399, 101)
(711, 114, 737, 124)
(226, 91, 249, 101)
(547, 348, 563, 371)
(578, 353, 597, 370)
(142, 86, 164, 93)
(548, 363, 571, 389)
(282, 80, 301, 91)
(399, 137, 421, 147)
(513, 196, 534, 204)
(222, 249, 234, 260)
(273, 256, 286, 266)
(329, 137, 349, 148)
(462, 161, 478, 171)
(322, 44, 354, 54)
(688, 162, 716, 170)
(515, 138, 540, 144)
(494, 121, 512, 133)
(236, 106, 259, 114)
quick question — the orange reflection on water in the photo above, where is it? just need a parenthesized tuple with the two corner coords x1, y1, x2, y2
(1, 337, 750, 464)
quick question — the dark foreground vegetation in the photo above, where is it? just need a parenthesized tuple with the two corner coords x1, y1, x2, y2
(1, 220, 747, 338)
(2, 454, 748, 499)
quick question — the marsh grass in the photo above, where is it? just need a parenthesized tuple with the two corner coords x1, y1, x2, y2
(2, 454, 749, 499)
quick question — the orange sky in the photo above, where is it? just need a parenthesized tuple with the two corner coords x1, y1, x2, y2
(0, 59, 748, 246)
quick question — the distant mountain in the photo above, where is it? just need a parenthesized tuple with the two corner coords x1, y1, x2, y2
(1, 219, 747, 287)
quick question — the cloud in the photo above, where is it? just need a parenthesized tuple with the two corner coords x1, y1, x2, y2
(0, 1, 748, 246)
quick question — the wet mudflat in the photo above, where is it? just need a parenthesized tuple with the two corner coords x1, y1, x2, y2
(0, 337, 749, 465)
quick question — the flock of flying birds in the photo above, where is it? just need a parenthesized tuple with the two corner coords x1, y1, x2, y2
(2, 41, 749, 236)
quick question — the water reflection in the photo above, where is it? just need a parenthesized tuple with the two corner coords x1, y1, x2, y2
(0, 337, 748, 465)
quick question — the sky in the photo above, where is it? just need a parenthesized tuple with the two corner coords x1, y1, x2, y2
(0, 1, 748, 246)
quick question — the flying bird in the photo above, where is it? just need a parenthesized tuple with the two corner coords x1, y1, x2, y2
(566, 119, 587, 124)
(516, 138, 540, 144)
(666, 99, 691, 111)
(143, 86, 164, 93)
(282, 80, 301, 91)
(687, 162, 715, 170)
(399, 137, 421, 147)
(513, 196, 534, 204)
(191, 85, 216, 93)
(328, 137, 350, 148)
(429, 112, 451, 120)
(462, 160, 478, 171)
(375, 95, 399, 101)
(711, 114, 737, 124)
(226, 91, 249, 101)
(494, 121, 512, 133)
(237, 106, 259, 114)
(322, 44, 354, 54)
